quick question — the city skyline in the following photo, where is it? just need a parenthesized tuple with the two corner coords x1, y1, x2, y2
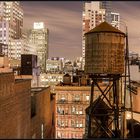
(1, 2, 140, 139)
(21, 1, 140, 60)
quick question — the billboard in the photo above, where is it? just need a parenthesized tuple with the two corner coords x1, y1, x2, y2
(33, 22, 44, 29)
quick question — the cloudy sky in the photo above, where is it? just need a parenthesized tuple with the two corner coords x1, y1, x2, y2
(21, 1, 140, 60)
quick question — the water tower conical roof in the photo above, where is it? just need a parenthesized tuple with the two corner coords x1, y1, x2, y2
(85, 21, 125, 35)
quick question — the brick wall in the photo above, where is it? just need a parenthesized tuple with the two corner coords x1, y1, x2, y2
(50, 93, 56, 138)
(31, 87, 55, 139)
(0, 73, 55, 139)
(133, 87, 140, 112)
(0, 73, 31, 139)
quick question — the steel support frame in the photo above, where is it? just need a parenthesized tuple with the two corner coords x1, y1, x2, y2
(88, 74, 123, 138)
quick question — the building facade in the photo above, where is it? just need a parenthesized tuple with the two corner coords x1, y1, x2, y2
(55, 86, 91, 139)
(111, 12, 120, 29)
(9, 39, 37, 60)
(40, 73, 64, 87)
(0, 73, 31, 139)
(55, 81, 109, 139)
(28, 22, 49, 72)
(46, 58, 63, 73)
(0, 2, 23, 58)
(82, 1, 120, 70)
(0, 72, 55, 139)
(101, 1, 112, 23)
(31, 87, 56, 139)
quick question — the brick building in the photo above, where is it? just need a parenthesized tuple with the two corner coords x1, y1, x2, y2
(31, 87, 55, 139)
(55, 86, 91, 139)
(0, 72, 55, 139)
(128, 81, 140, 122)
(0, 72, 31, 138)
(55, 78, 111, 139)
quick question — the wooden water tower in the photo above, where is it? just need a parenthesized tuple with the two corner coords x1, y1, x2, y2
(84, 21, 132, 138)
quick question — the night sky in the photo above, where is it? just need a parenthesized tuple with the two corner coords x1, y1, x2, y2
(21, 1, 140, 60)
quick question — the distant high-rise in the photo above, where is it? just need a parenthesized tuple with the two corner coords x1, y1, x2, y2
(101, 1, 112, 23)
(29, 22, 49, 72)
(9, 38, 37, 60)
(82, 1, 120, 70)
(0, 2, 23, 58)
(111, 12, 120, 29)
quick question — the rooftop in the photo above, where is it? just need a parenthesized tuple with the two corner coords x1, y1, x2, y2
(0, 72, 13, 75)
(31, 86, 50, 94)
(55, 86, 91, 91)
(15, 79, 31, 83)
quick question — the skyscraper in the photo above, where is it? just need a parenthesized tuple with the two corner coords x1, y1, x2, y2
(29, 22, 49, 72)
(0, 2, 23, 58)
(111, 12, 120, 29)
(9, 38, 37, 60)
(101, 1, 112, 23)
(82, 1, 120, 70)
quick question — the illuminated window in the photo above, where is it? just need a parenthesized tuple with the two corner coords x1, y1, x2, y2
(58, 94, 68, 103)
(71, 106, 76, 114)
(73, 94, 80, 102)
(86, 95, 90, 101)
(57, 132, 61, 138)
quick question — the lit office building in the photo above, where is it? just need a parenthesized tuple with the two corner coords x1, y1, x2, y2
(0, 2, 23, 58)
(40, 73, 64, 87)
(74, 57, 83, 70)
(28, 22, 49, 72)
(9, 39, 37, 60)
(46, 57, 63, 73)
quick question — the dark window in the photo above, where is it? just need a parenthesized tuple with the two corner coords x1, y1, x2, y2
(115, 15, 119, 21)
(52, 112, 54, 125)
(31, 95, 36, 118)
(111, 14, 114, 21)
